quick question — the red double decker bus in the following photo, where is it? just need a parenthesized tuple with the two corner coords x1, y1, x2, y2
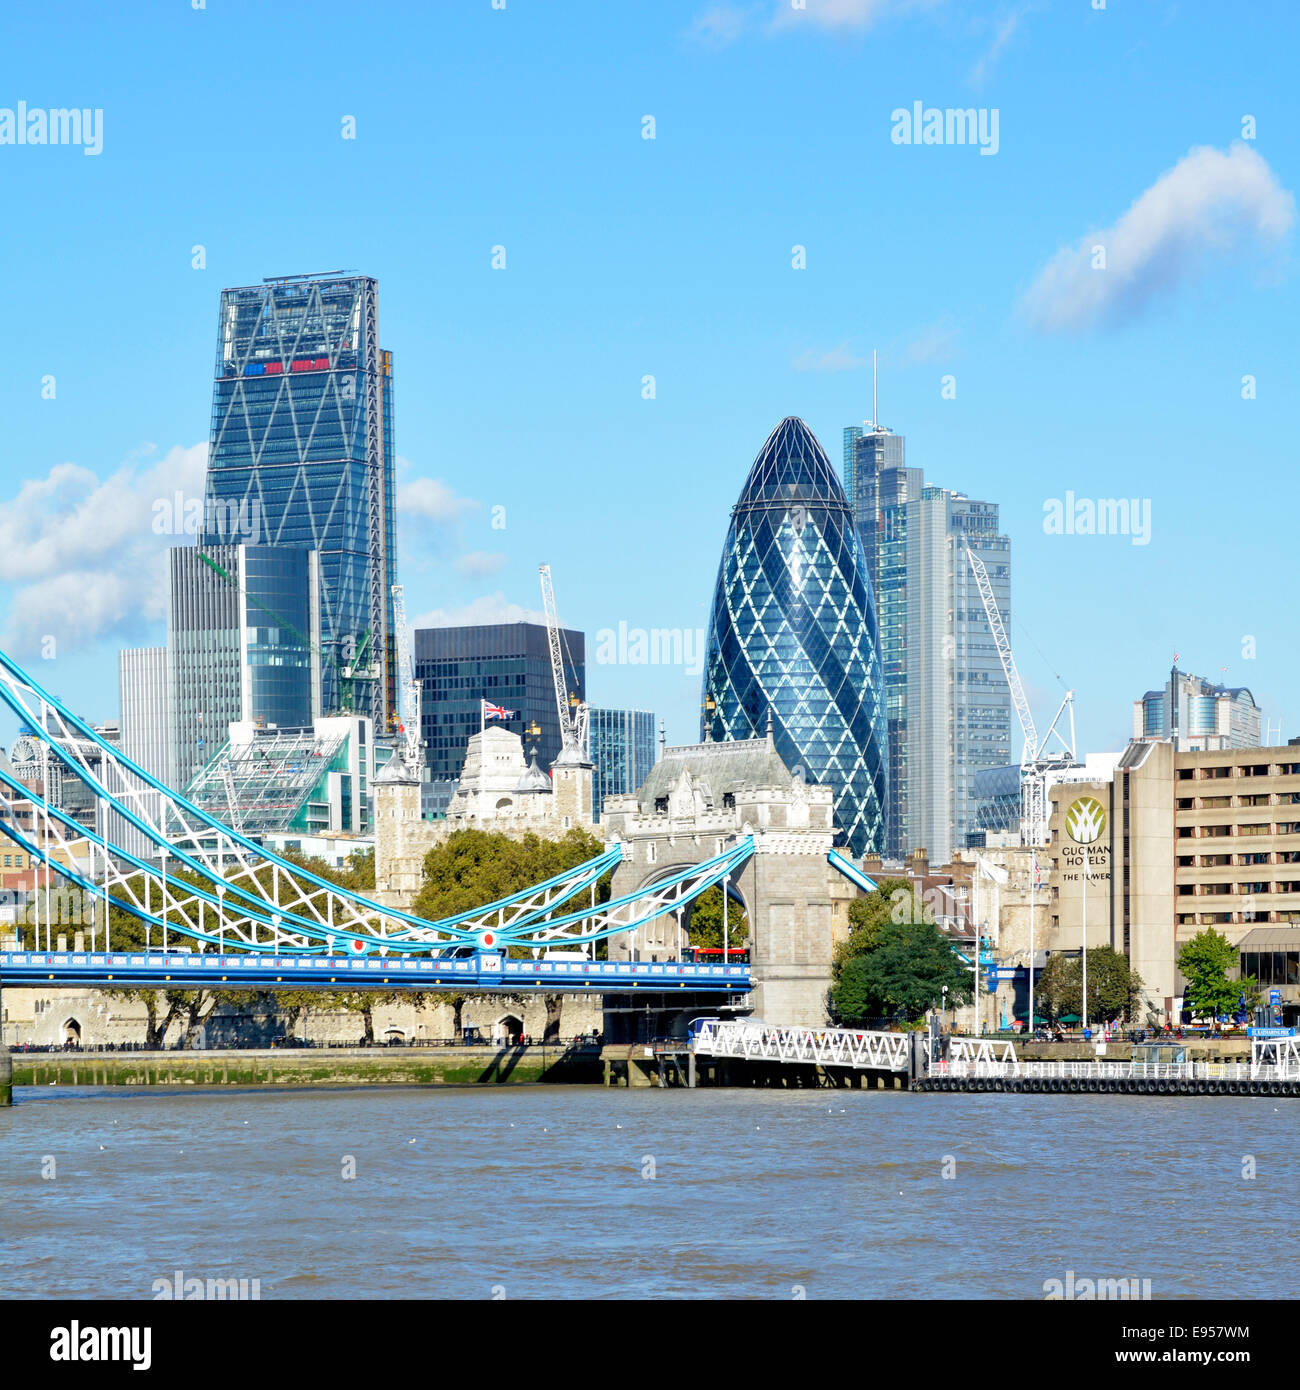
(682, 945, 750, 965)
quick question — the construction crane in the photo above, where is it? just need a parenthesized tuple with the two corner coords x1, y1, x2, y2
(389, 583, 422, 773)
(966, 546, 1076, 846)
(538, 564, 588, 765)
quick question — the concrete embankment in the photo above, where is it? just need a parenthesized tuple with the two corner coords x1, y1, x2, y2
(7, 1044, 603, 1091)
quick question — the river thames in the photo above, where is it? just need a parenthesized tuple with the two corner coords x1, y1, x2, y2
(1, 1085, 1293, 1300)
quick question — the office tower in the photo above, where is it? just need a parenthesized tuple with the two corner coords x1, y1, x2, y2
(1134, 666, 1263, 751)
(202, 273, 396, 729)
(167, 545, 320, 789)
(904, 488, 1012, 863)
(588, 707, 656, 819)
(844, 422, 921, 856)
(414, 622, 585, 813)
(701, 417, 888, 857)
(118, 648, 170, 787)
(845, 421, 1012, 862)
(113, 647, 170, 858)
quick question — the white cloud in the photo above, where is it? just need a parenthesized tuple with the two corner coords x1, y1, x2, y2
(1021, 143, 1295, 334)
(969, 4, 1030, 87)
(769, 0, 942, 35)
(688, 0, 943, 43)
(899, 319, 959, 365)
(687, 3, 755, 45)
(792, 343, 868, 372)
(455, 550, 509, 579)
(0, 443, 207, 655)
(401, 476, 479, 524)
(413, 592, 546, 629)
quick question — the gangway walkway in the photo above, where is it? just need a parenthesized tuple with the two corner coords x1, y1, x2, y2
(693, 1020, 910, 1072)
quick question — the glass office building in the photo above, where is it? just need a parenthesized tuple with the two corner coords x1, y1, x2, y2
(701, 417, 888, 857)
(414, 622, 585, 795)
(168, 544, 320, 790)
(588, 707, 656, 820)
(202, 274, 397, 730)
(1134, 666, 1262, 751)
(844, 424, 921, 857)
(844, 423, 1012, 862)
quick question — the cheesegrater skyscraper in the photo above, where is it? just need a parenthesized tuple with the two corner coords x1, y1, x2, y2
(201, 273, 397, 731)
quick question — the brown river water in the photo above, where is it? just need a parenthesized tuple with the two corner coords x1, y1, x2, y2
(1, 1085, 1293, 1299)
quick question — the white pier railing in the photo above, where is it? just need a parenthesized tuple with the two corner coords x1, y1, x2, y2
(928, 1037, 1300, 1084)
(692, 1021, 910, 1072)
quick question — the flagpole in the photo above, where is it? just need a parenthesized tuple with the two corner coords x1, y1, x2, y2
(479, 698, 485, 820)
(1029, 854, 1036, 1037)
(1081, 846, 1090, 1034)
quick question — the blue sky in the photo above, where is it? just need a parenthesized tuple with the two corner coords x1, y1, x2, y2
(0, 0, 1296, 755)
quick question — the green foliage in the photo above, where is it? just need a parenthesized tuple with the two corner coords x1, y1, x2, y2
(686, 884, 748, 949)
(833, 878, 919, 983)
(412, 827, 609, 921)
(1037, 946, 1145, 1024)
(1177, 928, 1257, 1021)
(831, 919, 971, 1025)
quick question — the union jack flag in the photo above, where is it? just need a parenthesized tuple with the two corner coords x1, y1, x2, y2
(482, 701, 515, 721)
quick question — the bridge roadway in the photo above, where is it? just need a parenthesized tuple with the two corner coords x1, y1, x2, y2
(0, 949, 753, 995)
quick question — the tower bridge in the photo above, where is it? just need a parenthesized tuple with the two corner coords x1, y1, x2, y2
(0, 634, 882, 1089)
(0, 648, 755, 1010)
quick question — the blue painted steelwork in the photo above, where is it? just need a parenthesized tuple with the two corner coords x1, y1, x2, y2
(0, 951, 752, 995)
(0, 642, 754, 974)
(0, 646, 617, 942)
(826, 849, 878, 895)
(0, 759, 622, 955)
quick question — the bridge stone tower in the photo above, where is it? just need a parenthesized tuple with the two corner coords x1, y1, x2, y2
(601, 733, 855, 1027)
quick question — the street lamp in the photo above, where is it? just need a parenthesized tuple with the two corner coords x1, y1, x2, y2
(941, 984, 949, 1032)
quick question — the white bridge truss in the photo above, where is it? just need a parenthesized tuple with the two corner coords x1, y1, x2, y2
(0, 650, 750, 958)
(693, 1020, 911, 1072)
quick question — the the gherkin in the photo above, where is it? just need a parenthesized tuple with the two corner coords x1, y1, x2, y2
(701, 417, 888, 856)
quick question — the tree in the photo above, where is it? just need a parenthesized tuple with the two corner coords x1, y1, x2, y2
(685, 884, 749, 949)
(1037, 947, 1145, 1024)
(832, 878, 915, 984)
(831, 920, 971, 1026)
(1178, 928, 1257, 1022)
